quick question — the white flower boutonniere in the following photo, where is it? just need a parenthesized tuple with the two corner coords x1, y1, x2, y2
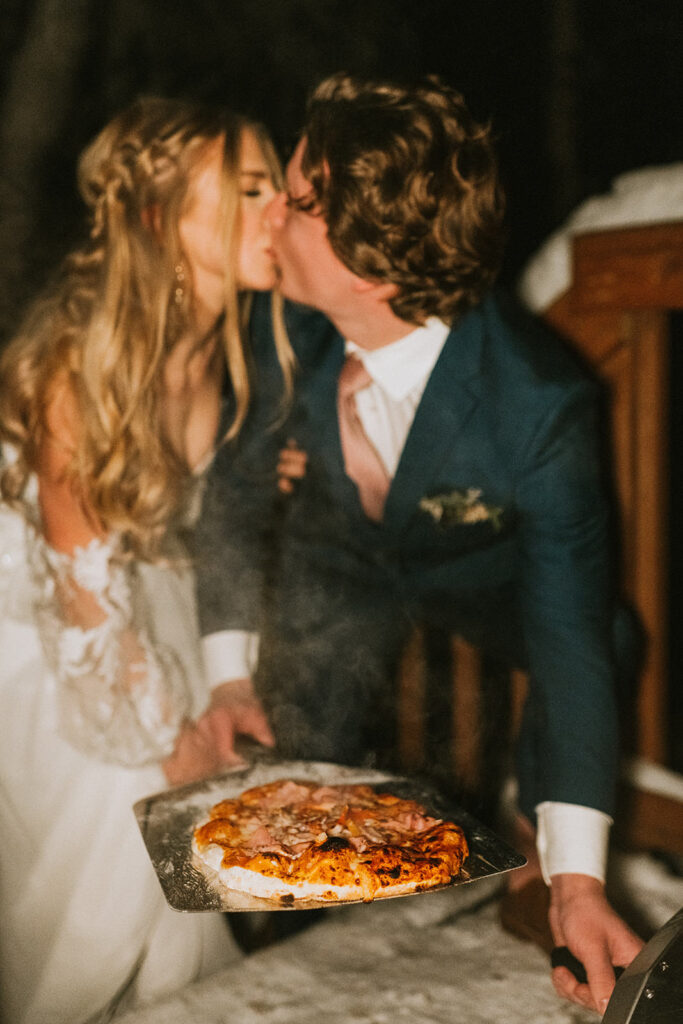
(419, 488, 503, 531)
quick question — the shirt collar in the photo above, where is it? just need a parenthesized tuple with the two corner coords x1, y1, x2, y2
(346, 318, 451, 401)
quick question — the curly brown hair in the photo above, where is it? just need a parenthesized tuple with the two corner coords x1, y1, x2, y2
(301, 73, 506, 325)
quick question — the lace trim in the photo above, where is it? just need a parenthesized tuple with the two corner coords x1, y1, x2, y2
(26, 528, 191, 766)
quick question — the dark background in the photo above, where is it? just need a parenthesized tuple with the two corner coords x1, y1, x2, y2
(1, 0, 680, 340)
(1, 0, 681, 769)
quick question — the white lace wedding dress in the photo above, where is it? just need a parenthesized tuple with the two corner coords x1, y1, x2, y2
(0, 465, 238, 1024)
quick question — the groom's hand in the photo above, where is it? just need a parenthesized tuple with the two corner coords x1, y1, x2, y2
(198, 678, 275, 766)
(548, 873, 642, 1014)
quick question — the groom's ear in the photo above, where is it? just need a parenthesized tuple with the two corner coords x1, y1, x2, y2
(351, 277, 398, 302)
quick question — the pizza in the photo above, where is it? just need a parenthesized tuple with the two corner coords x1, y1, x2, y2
(191, 778, 469, 903)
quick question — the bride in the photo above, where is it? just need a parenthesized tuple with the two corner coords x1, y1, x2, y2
(0, 96, 291, 1023)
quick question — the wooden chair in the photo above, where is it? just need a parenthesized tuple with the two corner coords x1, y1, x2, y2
(545, 221, 683, 767)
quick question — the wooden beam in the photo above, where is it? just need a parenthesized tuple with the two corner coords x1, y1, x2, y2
(397, 627, 426, 771)
(615, 784, 683, 855)
(571, 222, 683, 311)
(630, 311, 670, 763)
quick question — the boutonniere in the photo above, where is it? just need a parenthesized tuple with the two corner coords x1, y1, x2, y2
(419, 487, 503, 530)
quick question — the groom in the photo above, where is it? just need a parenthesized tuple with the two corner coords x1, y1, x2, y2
(195, 73, 642, 1010)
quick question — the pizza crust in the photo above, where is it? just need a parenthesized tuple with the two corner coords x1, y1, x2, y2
(195, 851, 369, 901)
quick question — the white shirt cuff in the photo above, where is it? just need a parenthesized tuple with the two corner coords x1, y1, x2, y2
(201, 630, 259, 689)
(535, 802, 612, 885)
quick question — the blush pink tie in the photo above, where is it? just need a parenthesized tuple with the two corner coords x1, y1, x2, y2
(337, 354, 391, 522)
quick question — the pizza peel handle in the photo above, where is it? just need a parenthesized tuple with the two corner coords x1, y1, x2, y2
(550, 947, 625, 985)
(133, 760, 527, 913)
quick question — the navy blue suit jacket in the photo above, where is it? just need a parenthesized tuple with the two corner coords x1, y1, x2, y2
(196, 289, 619, 818)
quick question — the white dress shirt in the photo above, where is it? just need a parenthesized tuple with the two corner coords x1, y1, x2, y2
(202, 316, 611, 884)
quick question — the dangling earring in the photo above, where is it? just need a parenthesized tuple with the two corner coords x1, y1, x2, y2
(174, 263, 186, 305)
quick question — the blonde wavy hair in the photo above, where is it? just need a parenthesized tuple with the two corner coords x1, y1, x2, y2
(0, 96, 293, 558)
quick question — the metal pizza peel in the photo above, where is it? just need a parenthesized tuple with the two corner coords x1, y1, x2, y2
(133, 746, 526, 912)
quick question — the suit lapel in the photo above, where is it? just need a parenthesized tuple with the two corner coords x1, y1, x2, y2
(301, 304, 485, 527)
(383, 309, 484, 530)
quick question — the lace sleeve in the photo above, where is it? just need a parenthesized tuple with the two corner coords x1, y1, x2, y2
(26, 528, 191, 766)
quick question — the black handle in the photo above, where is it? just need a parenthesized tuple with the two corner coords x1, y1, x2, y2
(551, 946, 625, 985)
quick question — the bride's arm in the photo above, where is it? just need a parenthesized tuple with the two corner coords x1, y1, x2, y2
(30, 385, 194, 768)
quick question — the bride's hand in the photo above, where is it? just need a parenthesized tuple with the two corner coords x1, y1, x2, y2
(162, 719, 223, 786)
(277, 439, 308, 494)
(197, 678, 275, 766)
